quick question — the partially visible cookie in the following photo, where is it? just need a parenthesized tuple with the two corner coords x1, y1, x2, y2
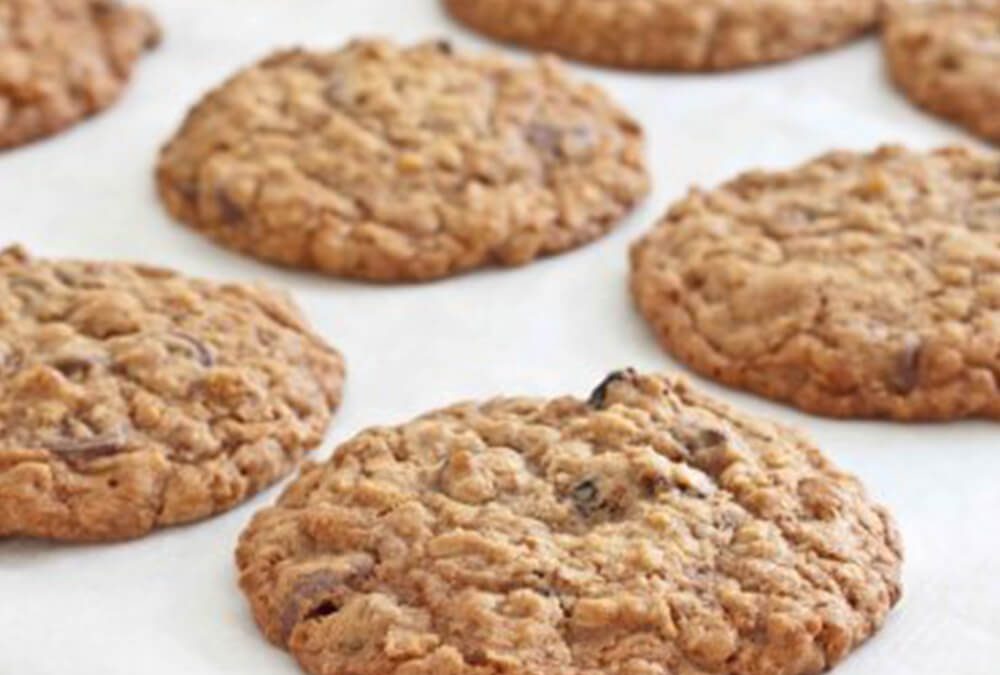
(630, 146, 1000, 421)
(236, 369, 902, 675)
(884, 0, 1000, 144)
(444, 0, 879, 71)
(0, 246, 344, 541)
(156, 39, 649, 282)
(0, 0, 160, 150)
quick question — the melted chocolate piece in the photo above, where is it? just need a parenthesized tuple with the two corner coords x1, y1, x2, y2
(670, 424, 727, 453)
(892, 334, 923, 395)
(46, 428, 128, 461)
(526, 122, 560, 154)
(215, 188, 245, 225)
(49, 353, 108, 377)
(167, 332, 214, 367)
(279, 557, 375, 641)
(587, 368, 636, 408)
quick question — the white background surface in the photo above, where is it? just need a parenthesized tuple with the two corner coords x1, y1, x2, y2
(1, 1, 997, 673)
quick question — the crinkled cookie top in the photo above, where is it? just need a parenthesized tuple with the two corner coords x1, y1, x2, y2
(0, 0, 160, 149)
(237, 370, 902, 675)
(631, 146, 1000, 420)
(0, 245, 343, 541)
(156, 39, 649, 281)
(883, 0, 1000, 143)
(444, 0, 879, 71)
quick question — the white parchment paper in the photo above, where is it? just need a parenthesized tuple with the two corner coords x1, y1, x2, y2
(0, 2, 997, 673)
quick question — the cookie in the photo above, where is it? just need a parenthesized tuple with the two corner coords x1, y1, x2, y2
(0, 0, 160, 150)
(0, 245, 344, 541)
(444, 0, 879, 71)
(631, 146, 1000, 421)
(236, 369, 902, 675)
(155, 39, 649, 282)
(883, 0, 1000, 144)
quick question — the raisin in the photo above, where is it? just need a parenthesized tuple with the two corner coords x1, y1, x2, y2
(891, 334, 922, 395)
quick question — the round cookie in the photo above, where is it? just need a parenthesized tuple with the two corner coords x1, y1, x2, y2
(155, 39, 649, 283)
(0, 245, 344, 541)
(443, 0, 880, 71)
(630, 146, 1000, 421)
(883, 0, 1000, 144)
(236, 369, 902, 675)
(0, 0, 160, 150)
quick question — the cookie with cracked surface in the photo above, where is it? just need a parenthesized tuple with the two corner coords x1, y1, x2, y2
(0, 0, 160, 150)
(444, 0, 879, 71)
(883, 0, 1000, 144)
(155, 39, 649, 282)
(236, 369, 902, 675)
(0, 245, 344, 541)
(630, 145, 1000, 421)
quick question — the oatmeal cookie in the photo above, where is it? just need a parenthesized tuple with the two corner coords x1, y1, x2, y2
(236, 370, 902, 675)
(0, 245, 344, 541)
(884, 0, 1000, 144)
(156, 39, 649, 282)
(444, 0, 879, 71)
(0, 0, 160, 149)
(630, 145, 1000, 420)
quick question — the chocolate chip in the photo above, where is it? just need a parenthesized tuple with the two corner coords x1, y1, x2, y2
(0, 341, 19, 372)
(526, 123, 560, 153)
(303, 599, 340, 622)
(49, 353, 108, 377)
(466, 649, 490, 666)
(938, 53, 962, 71)
(673, 427, 727, 452)
(587, 368, 636, 408)
(640, 473, 669, 497)
(175, 181, 199, 202)
(167, 331, 214, 367)
(571, 479, 600, 516)
(891, 334, 922, 395)
(47, 428, 128, 462)
(278, 558, 374, 640)
(215, 189, 244, 225)
(323, 73, 348, 106)
(433, 39, 453, 55)
(90, 0, 119, 17)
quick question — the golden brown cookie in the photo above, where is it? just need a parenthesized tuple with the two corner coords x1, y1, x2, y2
(630, 146, 1000, 421)
(444, 0, 879, 71)
(155, 39, 649, 282)
(0, 0, 160, 150)
(883, 0, 1000, 144)
(236, 370, 902, 675)
(0, 246, 344, 542)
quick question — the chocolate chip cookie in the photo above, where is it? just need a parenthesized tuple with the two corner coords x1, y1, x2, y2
(0, 0, 160, 150)
(631, 146, 1000, 421)
(156, 39, 649, 282)
(444, 0, 879, 71)
(0, 246, 344, 541)
(236, 370, 902, 675)
(884, 0, 1000, 144)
